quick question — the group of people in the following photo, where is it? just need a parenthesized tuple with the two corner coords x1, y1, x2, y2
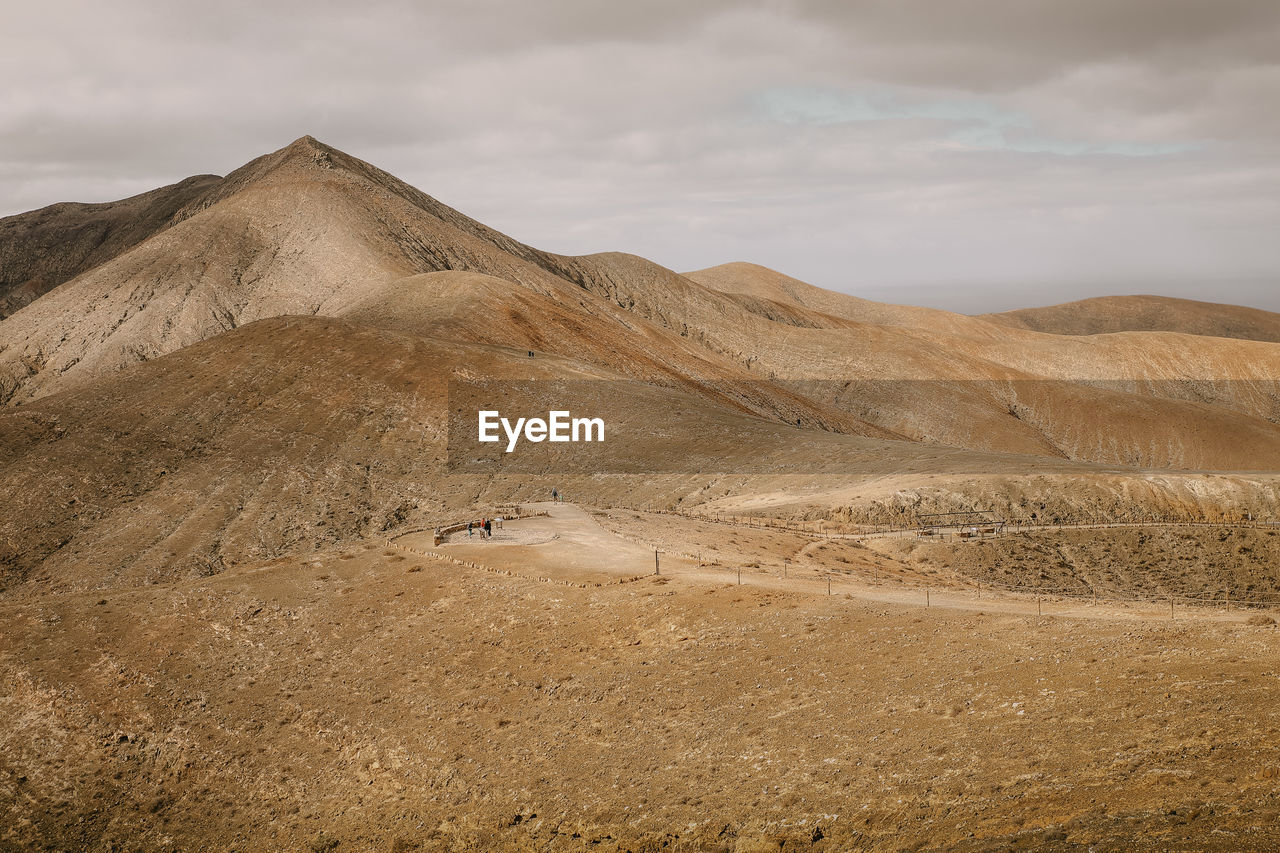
(466, 517, 500, 539)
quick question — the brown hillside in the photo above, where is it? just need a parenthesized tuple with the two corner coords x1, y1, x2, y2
(984, 293, 1280, 342)
(0, 174, 221, 319)
(686, 265, 1280, 468)
(0, 315, 1009, 594)
(687, 261, 1013, 338)
(7, 138, 1280, 853)
(0, 139, 884, 439)
(8, 314, 1280, 599)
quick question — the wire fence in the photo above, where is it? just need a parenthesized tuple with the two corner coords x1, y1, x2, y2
(594, 503, 1280, 539)
(582, 502, 1280, 616)
(643, 552, 1280, 618)
(386, 501, 1280, 618)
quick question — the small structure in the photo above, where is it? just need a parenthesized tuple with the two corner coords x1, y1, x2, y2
(916, 510, 1006, 539)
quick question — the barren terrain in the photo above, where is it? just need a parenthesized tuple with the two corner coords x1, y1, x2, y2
(3, 136, 1280, 850)
(6, 505, 1280, 851)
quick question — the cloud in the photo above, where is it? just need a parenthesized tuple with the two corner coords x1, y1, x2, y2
(1, 0, 1277, 312)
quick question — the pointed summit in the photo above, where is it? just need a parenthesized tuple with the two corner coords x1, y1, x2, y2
(279, 134, 341, 165)
(211, 134, 352, 192)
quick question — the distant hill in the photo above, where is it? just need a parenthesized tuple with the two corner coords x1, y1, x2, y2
(983, 294, 1280, 343)
(0, 174, 222, 320)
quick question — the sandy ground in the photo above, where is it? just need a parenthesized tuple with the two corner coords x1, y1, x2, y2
(402, 504, 686, 585)
(6, 503, 1280, 850)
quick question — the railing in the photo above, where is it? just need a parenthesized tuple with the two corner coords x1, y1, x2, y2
(389, 508, 549, 546)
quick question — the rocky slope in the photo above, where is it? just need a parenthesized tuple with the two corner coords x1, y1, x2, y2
(0, 174, 223, 320)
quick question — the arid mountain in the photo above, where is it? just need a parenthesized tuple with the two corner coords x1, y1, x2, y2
(0, 138, 888, 441)
(4, 137, 1280, 473)
(983, 293, 1280, 342)
(6, 137, 1280, 851)
(687, 261, 991, 335)
(686, 261, 1280, 467)
(3, 135, 1280, 596)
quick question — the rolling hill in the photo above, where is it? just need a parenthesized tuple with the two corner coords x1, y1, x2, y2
(3, 135, 1280, 594)
(983, 293, 1280, 342)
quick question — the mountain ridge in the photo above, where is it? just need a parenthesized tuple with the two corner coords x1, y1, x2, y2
(3, 135, 1280, 476)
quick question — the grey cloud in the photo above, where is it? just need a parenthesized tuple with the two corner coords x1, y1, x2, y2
(788, 0, 1280, 83)
(1, 0, 1277, 313)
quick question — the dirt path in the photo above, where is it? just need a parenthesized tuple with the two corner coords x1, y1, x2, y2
(395, 503, 1256, 624)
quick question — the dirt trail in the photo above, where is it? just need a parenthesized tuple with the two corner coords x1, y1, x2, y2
(398, 503, 1256, 624)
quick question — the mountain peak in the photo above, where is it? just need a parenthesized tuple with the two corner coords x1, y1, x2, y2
(192, 135, 358, 205)
(281, 134, 335, 159)
(275, 134, 343, 168)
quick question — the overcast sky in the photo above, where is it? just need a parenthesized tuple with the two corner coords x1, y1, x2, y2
(3, 0, 1278, 312)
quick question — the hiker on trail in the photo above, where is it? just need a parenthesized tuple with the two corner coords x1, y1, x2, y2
(552, 488, 558, 502)
(484, 518, 492, 538)
(467, 520, 474, 538)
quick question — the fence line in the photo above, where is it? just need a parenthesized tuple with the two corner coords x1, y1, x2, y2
(679, 559, 1277, 618)
(584, 502, 1280, 541)
(582, 503, 1280, 615)
(384, 502, 1279, 618)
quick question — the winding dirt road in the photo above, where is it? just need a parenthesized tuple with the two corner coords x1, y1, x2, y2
(393, 502, 1261, 625)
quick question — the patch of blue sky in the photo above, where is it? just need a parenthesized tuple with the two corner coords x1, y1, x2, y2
(753, 86, 1198, 157)
(754, 86, 1026, 128)
(947, 125, 1197, 157)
